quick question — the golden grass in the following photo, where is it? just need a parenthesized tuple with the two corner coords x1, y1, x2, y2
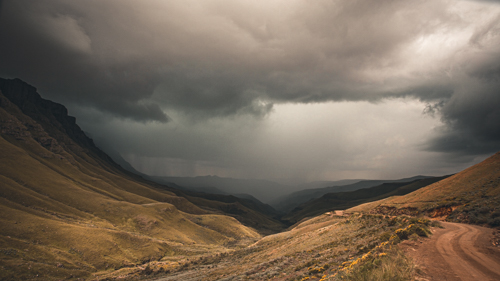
(383, 152, 499, 207)
(347, 152, 500, 225)
(4, 93, 486, 280)
(0, 129, 261, 280)
(142, 213, 429, 280)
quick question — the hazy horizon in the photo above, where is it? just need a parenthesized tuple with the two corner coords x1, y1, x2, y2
(1, 0, 499, 183)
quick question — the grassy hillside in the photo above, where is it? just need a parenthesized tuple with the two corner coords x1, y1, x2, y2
(174, 191, 286, 235)
(0, 79, 272, 280)
(136, 212, 437, 281)
(283, 177, 448, 224)
(348, 152, 500, 227)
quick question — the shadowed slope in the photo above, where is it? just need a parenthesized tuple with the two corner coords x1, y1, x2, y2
(273, 176, 432, 213)
(0, 78, 263, 280)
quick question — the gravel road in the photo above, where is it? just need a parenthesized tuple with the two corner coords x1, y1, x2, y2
(404, 222, 500, 281)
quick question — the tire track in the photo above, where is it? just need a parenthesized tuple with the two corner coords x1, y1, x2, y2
(435, 223, 484, 280)
(454, 224, 500, 279)
(405, 222, 500, 281)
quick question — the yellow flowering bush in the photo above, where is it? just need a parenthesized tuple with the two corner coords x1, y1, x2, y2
(308, 266, 326, 274)
(332, 216, 432, 280)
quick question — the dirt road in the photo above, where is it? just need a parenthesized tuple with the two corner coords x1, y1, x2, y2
(403, 222, 500, 281)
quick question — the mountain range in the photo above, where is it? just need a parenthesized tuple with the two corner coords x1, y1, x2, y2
(270, 175, 434, 213)
(348, 151, 500, 226)
(0, 78, 284, 280)
(1, 77, 499, 280)
(283, 175, 450, 224)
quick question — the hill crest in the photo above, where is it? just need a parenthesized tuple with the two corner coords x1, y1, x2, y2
(348, 151, 500, 227)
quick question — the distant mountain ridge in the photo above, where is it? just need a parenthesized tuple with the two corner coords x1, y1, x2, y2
(283, 175, 450, 224)
(146, 174, 436, 212)
(148, 175, 291, 204)
(272, 175, 433, 212)
(349, 151, 500, 227)
(0, 77, 286, 232)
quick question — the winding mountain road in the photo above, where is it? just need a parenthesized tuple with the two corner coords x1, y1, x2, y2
(405, 222, 500, 281)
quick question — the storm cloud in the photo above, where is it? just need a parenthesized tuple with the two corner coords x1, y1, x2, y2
(1, 0, 499, 180)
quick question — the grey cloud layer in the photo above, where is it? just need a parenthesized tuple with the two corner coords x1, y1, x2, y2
(0, 0, 499, 156)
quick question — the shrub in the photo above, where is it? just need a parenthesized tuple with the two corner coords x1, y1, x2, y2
(430, 220, 442, 228)
(478, 207, 490, 214)
(488, 217, 500, 227)
(379, 231, 391, 242)
(308, 266, 325, 274)
(476, 216, 488, 224)
(409, 233, 420, 241)
(411, 225, 430, 237)
(395, 228, 409, 240)
(335, 249, 415, 281)
(491, 210, 500, 218)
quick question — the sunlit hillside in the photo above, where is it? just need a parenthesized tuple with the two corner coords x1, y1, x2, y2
(283, 176, 449, 224)
(1, 78, 499, 281)
(0, 79, 265, 280)
(348, 152, 500, 227)
(132, 212, 437, 281)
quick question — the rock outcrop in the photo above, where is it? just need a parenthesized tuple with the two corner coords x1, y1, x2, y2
(0, 77, 116, 163)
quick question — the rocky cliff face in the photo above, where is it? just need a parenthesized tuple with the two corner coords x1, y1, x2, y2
(0, 77, 115, 164)
(0, 85, 65, 158)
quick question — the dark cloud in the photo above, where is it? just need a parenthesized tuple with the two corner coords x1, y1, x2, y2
(0, 0, 499, 176)
(424, 18, 500, 156)
(426, 76, 500, 155)
(0, 0, 465, 114)
(0, 0, 168, 122)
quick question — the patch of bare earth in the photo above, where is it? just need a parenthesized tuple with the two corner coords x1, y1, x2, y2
(400, 222, 500, 281)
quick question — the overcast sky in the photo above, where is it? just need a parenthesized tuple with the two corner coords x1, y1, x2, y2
(1, 0, 499, 183)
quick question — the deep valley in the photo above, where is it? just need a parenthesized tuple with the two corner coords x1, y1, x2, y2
(1, 78, 499, 281)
